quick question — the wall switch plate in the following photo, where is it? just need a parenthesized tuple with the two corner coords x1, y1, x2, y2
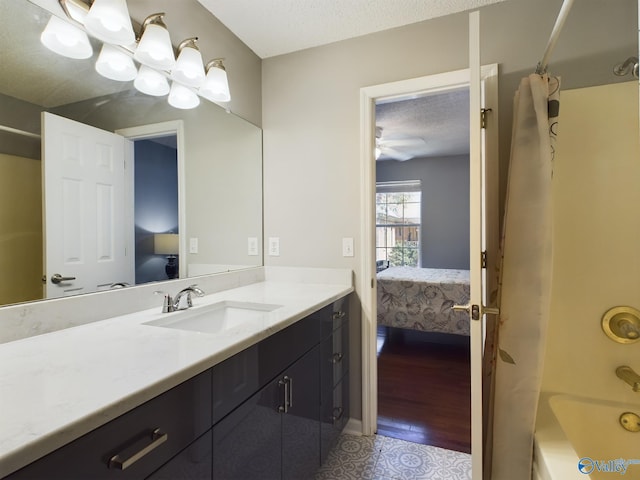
(342, 237, 354, 257)
(189, 237, 198, 254)
(268, 237, 280, 256)
(248, 237, 259, 256)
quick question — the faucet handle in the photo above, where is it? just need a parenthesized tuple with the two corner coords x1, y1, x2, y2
(154, 291, 174, 313)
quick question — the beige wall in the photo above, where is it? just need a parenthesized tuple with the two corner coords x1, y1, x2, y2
(542, 81, 640, 405)
(262, 0, 638, 419)
(0, 153, 43, 305)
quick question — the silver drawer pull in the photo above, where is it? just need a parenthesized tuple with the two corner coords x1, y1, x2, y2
(332, 311, 346, 320)
(108, 429, 168, 470)
(332, 407, 344, 423)
(331, 353, 344, 364)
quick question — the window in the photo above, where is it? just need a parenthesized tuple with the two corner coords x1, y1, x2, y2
(376, 180, 421, 267)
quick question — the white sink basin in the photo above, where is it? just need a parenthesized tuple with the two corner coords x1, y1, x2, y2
(143, 301, 282, 334)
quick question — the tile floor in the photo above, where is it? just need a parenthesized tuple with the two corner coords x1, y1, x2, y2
(315, 434, 472, 480)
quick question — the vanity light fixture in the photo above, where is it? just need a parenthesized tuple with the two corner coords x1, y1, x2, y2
(83, 0, 135, 46)
(40, 15, 93, 59)
(168, 82, 201, 110)
(172, 38, 206, 88)
(49, 0, 233, 109)
(199, 59, 231, 102)
(134, 65, 170, 96)
(134, 13, 175, 71)
(95, 43, 137, 81)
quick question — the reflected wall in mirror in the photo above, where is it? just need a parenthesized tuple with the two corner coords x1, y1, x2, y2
(0, 0, 263, 307)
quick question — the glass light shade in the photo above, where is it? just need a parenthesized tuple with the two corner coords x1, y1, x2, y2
(134, 65, 170, 96)
(40, 15, 93, 59)
(172, 46, 205, 88)
(84, 0, 135, 45)
(95, 44, 137, 81)
(134, 23, 175, 71)
(200, 64, 231, 102)
(168, 82, 200, 110)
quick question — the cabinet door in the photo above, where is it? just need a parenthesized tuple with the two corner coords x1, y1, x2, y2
(147, 431, 212, 480)
(212, 381, 282, 480)
(282, 345, 320, 480)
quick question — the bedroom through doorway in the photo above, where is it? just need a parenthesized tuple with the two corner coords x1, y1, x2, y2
(374, 87, 472, 454)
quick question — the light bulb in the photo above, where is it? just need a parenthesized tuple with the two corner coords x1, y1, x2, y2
(172, 40, 205, 88)
(95, 44, 136, 81)
(134, 65, 170, 96)
(134, 15, 175, 71)
(199, 59, 231, 102)
(84, 0, 135, 45)
(168, 82, 200, 110)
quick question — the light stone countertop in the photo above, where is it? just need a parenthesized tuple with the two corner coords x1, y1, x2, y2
(0, 278, 353, 477)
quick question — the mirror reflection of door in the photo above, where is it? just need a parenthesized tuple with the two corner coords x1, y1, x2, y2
(42, 112, 134, 298)
(133, 137, 179, 283)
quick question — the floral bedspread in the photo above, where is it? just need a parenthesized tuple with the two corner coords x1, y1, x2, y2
(376, 266, 471, 336)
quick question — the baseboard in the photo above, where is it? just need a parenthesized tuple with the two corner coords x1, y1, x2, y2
(343, 418, 364, 436)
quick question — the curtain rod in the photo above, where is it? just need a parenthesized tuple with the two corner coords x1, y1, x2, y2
(535, 0, 576, 74)
(0, 124, 41, 139)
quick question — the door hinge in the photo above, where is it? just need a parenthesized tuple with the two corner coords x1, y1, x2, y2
(481, 250, 487, 268)
(481, 108, 492, 129)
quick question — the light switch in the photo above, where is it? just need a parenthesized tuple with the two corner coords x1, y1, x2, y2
(268, 237, 280, 256)
(189, 237, 198, 254)
(342, 237, 354, 257)
(248, 237, 259, 256)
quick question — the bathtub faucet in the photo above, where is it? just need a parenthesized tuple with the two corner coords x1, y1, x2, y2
(616, 366, 640, 392)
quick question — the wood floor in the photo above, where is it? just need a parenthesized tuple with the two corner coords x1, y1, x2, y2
(377, 327, 471, 453)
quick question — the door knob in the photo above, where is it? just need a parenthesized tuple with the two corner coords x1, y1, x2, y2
(51, 273, 76, 284)
(452, 304, 499, 321)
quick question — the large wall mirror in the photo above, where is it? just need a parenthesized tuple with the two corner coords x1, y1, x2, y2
(0, 0, 263, 307)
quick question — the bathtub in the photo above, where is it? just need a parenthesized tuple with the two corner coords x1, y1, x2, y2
(534, 393, 640, 479)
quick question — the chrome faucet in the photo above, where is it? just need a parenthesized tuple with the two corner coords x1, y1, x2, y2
(616, 366, 640, 392)
(155, 285, 205, 313)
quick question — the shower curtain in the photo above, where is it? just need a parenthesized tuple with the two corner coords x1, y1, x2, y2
(486, 73, 560, 479)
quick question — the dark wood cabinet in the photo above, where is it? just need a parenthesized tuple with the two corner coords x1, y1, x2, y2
(4, 295, 350, 480)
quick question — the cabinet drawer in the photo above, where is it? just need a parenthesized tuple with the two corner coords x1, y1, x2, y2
(321, 299, 349, 339)
(320, 376, 349, 463)
(320, 323, 349, 394)
(258, 314, 320, 386)
(146, 430, 212, 480)
(8, 370, 212, 480)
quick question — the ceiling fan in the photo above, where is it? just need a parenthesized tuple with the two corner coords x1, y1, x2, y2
(375, 126, 426, 161)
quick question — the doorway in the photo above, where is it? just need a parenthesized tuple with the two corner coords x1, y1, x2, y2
(359, 63, 499, 461)
(373, 87, 472, 453)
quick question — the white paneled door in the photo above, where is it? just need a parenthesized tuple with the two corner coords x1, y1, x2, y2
(42, 112, 133, 298)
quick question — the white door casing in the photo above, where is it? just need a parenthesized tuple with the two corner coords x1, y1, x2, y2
(42, 112, 134, 298)
(359, 12, 498, 480)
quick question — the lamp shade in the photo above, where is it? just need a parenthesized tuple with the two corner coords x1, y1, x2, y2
(168, 82, 200, 110)
(84, 0, 135, 46)
(134, 16, 175, 71)
(95, 44, 137, 81)
(40, 15, 93, 59)
(134, 65, 170, 96)
(200, 59, 231, 102)
(172, 39, 205, 88)
(154, 233, 179, 255)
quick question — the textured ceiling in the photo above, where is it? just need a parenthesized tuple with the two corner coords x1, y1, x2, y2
(197, 0, 509, 58)
(376, 89, 470, 161)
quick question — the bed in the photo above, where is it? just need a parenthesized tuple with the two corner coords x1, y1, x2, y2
(376, 266, 471, 336)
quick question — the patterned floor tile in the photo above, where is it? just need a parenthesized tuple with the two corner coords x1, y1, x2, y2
(373, 436, 444, 480)
(315, 434, 471, 480)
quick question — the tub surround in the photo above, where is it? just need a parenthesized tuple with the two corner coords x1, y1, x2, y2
(535, 393, 640, 480)
(0, 267, 353, 478)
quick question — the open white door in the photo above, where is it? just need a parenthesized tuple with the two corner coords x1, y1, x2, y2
(42, 112, 134, 298)
(465, 11, 500, 480)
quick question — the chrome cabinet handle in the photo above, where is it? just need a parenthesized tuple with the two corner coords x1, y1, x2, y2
(288, 376, 293, 409)
(332, 311, 346, 320)
(331, 353, 344, 364)
(278, 376, 290, 413)
(108, 429, 168, 470)
(332, 407, 344, 423)
(51, 273, 76, 284)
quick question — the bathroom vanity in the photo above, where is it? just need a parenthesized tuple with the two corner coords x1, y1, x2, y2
(0, 274, 352, 479)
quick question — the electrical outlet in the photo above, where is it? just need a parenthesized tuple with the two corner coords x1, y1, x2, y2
(189, 237, 198, 254)
(342, 237, 354, 257)
(248, 237, 259, 256)
(268, 237, 280, 256)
